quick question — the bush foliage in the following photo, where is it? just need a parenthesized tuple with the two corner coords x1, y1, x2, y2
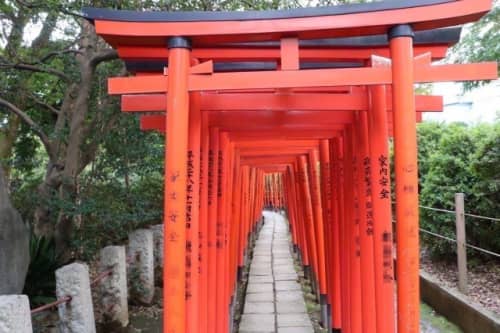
(418, 121, 500, 261)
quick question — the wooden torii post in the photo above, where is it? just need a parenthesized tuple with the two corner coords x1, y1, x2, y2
(83, 1, 497, 332)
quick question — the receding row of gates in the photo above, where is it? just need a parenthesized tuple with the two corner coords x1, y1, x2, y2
(83, 1, 497, 332)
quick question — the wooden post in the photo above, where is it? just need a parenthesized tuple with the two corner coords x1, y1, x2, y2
(455, 193, 468, 294)
(389, 25, 420, 333)
(187, 91, 201, 333)
(207, 127, 219, 333)
(164, 36, 191, 333)
(368, 85, 395, 333)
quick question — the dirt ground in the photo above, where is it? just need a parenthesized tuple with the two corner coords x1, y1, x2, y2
(420, 248, 500, 316)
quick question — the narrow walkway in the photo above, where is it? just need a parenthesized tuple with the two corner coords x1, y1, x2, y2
(240, 211, 314, 333)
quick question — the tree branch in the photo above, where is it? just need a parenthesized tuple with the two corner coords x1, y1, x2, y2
(89, 49, 119, 67)
(28, 93, 60, 115)
(0, 62, 71, 82)
(0, 96, 55, 161)
(37, 48, 83, 64)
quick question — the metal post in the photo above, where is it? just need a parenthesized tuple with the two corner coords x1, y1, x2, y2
(389, 24, 420, 333)
(455, 193, 468, 294)
(164, 36, 191, 333)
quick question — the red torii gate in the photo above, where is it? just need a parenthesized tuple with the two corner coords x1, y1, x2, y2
(83, 1, 497, 333)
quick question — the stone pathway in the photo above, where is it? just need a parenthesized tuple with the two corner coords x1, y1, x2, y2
(240, 211, 314, 333)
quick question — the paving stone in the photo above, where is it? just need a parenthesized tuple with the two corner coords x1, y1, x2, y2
(254, 250, 272, 254)
(277, 313, 313, 327)
(248, 276, 273, 284)
(276, 291, 304, 302)
(252, 257, 271, 263)
(274, 258, 294, 265)
(275, 280, 301, 291)
(247, 283, 273, 294)
(276, 300, 307, 314)
(239, 314, 275, 331)
(274, 273, 298, 281)
(244, 301, 275, 314)
(249, 268, 272, 276)
(245, 292, 274, 302)
(278, 327, 314, 333)
(253, 253, 271, 258)
(251, 263, 272, 271)
(273, 266, 295, 272)
(242, 211, 314, 333)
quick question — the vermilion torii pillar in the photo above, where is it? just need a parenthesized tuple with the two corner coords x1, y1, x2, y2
(390, 25, 421, 333)
(164, 37, 191, 333)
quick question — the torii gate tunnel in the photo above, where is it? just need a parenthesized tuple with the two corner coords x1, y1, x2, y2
(83, 1, 497, 332)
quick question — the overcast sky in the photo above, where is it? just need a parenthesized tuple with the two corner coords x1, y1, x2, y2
(425, 80, 500, 124)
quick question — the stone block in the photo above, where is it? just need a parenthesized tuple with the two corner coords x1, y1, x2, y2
(0, 168, 30, 295)
(149, 225, 164, 281)
(0, 295, 32, 333)
(127, 229, 155, 304)
(99, 246, 128, 329)
(56, 263, 96, 333)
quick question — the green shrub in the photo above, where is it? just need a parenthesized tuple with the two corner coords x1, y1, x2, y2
(23, 235, 62, 307)
(417, 121, 500, 261)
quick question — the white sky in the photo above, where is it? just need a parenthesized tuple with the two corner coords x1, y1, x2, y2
(425, 80, 500, 124)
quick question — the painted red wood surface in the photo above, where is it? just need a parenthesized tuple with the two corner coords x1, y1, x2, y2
(87, 1, 497, 332)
